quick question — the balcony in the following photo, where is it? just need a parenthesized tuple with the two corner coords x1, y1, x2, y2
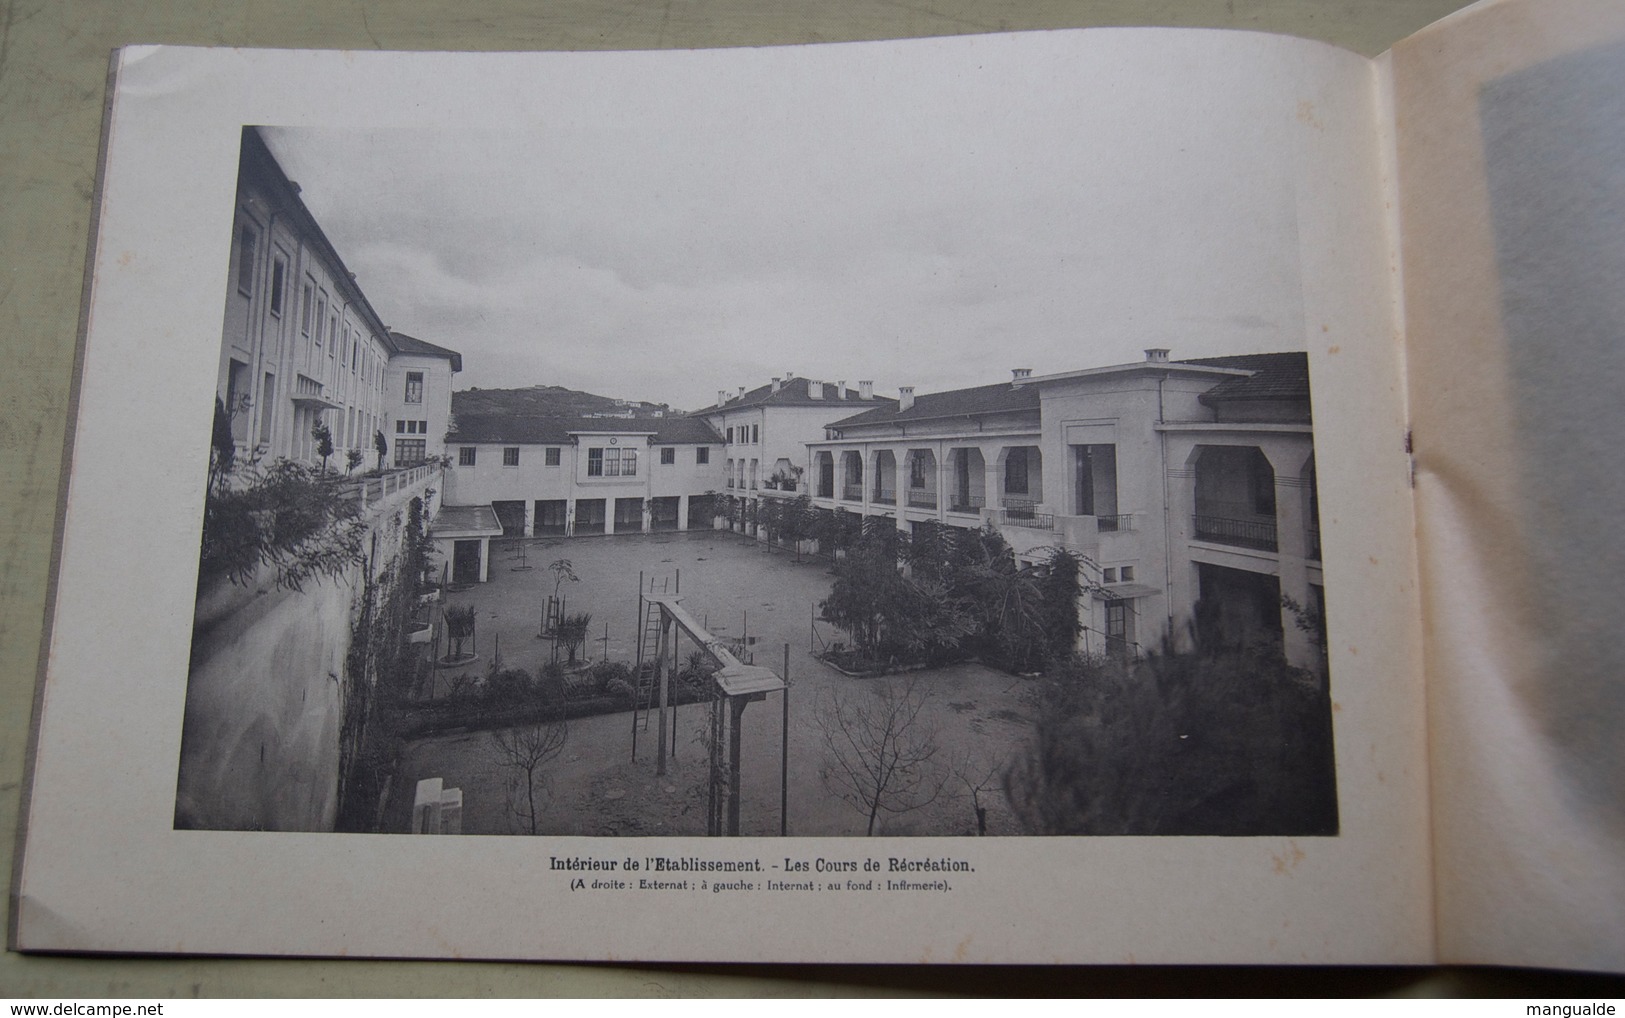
(1193, 502, 1278, 552)
(906, 490, 937, 510)
(1001, 497, 1040, 520)
(290, 373, 339, 410)
(872, 490, 896, 506)
(999, 507, 1054, 530)
(947, 493, 985, 515)
(841, 483, 863, 502)
(1308, 524, 1322, 561)
(1097, 513, 1136, 533)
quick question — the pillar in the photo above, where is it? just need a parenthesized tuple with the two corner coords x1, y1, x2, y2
(677, 494, 689, 531)
(523, 499, 536, 538)
(1269, 449, 1314, 669)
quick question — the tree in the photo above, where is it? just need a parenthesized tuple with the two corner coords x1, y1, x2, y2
(820, 540, 973, 664)
(374, 430, 388, 471)
(816, 676, 945, 835)
(782, 493, 813, 562)
(345, 448, 364, 474)
(492, 712, 568, 835)
(548, 558, 579, 600)
(557, 611, 592, 666)
(198, 459, 365, 592)
(445, 605, 477, 659)
(311, 421, 334, 473)
(209, 396, 236, 494)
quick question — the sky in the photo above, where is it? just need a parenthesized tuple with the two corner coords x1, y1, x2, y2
(260, 32, 1318, 412)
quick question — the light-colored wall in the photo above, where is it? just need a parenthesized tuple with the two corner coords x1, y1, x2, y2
(176, 473, 439, 831)
(220, 174, 391, 469)
(384, 353, 456, 463)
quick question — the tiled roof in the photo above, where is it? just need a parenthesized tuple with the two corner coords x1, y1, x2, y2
(447, 414, 722, 445)
(1180, 352, 1310, 404)
(387, 330, 463, 372)
(691, 376, 897, 415)
(826, 381, 1040, 430)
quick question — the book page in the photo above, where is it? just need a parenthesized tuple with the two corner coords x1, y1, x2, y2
(1390, 0, 1625, 971)
(15, 32, 1428, 963)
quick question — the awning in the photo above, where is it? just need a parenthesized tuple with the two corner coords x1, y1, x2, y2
(428, 503, 504, 539)
(1092, 582, 1162, 601)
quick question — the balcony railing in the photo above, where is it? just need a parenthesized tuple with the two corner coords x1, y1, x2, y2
(841, 483, 863, 502)
(906, 490, 937, 509)
(872, 491, 896, 506)
(1308, 524, 1322, 561)
(1193, 511, 1278, 552)
(948, 493, 985, 514)
(1001, 497, 1040, 520)
(1000, 508, 1054, 530)
(1097, 513, 1135, 533)
(347, 462, 439, 512)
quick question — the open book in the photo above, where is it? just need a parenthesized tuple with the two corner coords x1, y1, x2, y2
(13, 0, 1623, 970)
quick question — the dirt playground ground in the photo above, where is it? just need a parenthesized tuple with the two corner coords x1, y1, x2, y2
(389, 529, 1043, 837)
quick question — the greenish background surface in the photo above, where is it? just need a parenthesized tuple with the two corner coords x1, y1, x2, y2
(2, 0, 1616, 997)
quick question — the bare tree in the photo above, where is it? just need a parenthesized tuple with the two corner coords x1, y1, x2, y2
(492, 714, 568, 835)
(815, 676, 945, 835)
(951, 748, 1005, 836)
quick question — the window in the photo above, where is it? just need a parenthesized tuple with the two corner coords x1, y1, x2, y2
(258, 373, 275, 444)
(752, 425, 759, 444)
(1103, 568, 1118, 583)
(396, 421, 406, 434)
(726, 427, 734, 444)
(660, 447, 675, 465)
(910, 455, 927, 489)
(300, 282, 313, 334)
(1121, 565, 1135, 582)
(459, 447, 476, 466)
(545, 447, 560, 466)
(236, 225, 257, 295)
(696, 447, 709, 464)
(503, 447, 520, 467)
(396, 439, 425, 466)
(589, 447, 636, 477)
(269, 257, 286, 316)
(405, 371, 424, 404)
(328, 314, 337, 357)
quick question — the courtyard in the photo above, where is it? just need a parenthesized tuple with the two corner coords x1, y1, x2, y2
(388, 529, 1041, 837)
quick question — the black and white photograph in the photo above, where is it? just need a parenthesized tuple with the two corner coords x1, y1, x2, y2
(180, 71, 1336, 840)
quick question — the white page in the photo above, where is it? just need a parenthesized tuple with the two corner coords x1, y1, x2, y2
(15, 33, 1427, 963)
(1390, 0, 1625, 972)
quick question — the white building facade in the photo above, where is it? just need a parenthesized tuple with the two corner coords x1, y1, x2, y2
(809, 351, 1323, 669)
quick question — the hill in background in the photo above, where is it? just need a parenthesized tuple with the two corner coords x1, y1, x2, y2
(453, 384, 675, 419)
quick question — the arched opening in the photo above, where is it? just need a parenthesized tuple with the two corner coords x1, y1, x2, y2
(871, 450, 897, 505)
(905, 449, 937, 509)
(1193, 445, 1277, 551)
(840, 451, 864, 502)
(947, 447, 986, 514)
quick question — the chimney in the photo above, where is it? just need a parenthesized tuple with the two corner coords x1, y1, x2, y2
(837, 380, 847, 399)
(1011, 368, 1032, 381)
(770, 377, 781, 393)
(737, 386, 746, 400)
(858, 380, 873, 400)
(808, 380, 824, 399)
(1145, 348, 1170, 363)
(898, 386, 915, 411)
(718, 389, 729, 407)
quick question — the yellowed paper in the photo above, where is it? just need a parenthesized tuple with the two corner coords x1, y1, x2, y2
(1391, 0, 1625, 971)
